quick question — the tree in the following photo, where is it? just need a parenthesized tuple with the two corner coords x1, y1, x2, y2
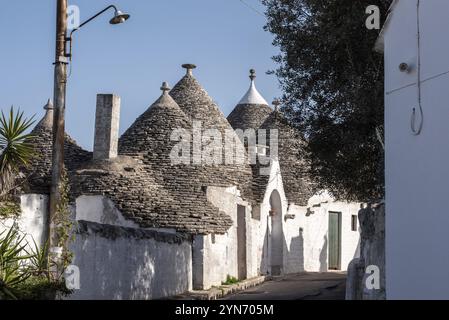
(0, 108, 35, 198)
(262, 0, 391, 201)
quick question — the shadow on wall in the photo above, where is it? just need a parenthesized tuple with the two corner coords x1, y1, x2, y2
(286, 228, 305, 273)
(346, 202, 385, 300)
(69, 222, 192, 300)
(259, 218, 306, 275)
(319, 235, 328, 272)
(260, 220, 270, 275)
(353, 236, 361, 260)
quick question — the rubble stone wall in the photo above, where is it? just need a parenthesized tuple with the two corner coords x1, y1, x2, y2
(346, 202, 385, 300)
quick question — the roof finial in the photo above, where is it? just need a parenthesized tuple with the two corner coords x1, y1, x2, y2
(237, 68, 269, 105)
(272, 99, 281, 112)
(161, 82, 171, 94)
(38, 99, 54, 128)
(44, 98, 53, 110)
(249, 69, 256, 82)
(182, 63, 197, 76)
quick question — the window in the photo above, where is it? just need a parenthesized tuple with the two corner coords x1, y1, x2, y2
(351, 215, 358, 231)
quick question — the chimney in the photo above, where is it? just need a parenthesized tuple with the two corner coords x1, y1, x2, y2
(93, 94, 120, 160)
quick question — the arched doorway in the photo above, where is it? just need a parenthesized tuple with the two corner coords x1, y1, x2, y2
(269, 190, 283, 275)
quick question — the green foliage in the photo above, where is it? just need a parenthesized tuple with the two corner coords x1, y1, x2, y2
(222, 275, 239, 285)
(262, 0, 391, 201)
(50, 169, 74, 278)
(27, 238, 50, 278)
(0, 225, 71, 300)
(0, 201, 21, 219)
(14, 276, 72, 300)
(0, 107, 35, 198)
(0, 226, 34, 299)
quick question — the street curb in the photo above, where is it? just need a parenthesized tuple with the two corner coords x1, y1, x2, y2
(170, 276, 267, 300)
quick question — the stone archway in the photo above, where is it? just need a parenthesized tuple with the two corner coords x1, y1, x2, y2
(269, 190, 283, 275)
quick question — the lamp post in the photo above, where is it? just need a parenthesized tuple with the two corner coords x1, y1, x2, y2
(49, 0, 68, 270)
(49, 0, 130, 272)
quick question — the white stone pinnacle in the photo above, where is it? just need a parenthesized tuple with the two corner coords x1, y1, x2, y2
(238, 70, 269, 106)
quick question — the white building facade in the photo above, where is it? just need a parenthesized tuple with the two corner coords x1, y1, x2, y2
(378, 0, 449, 299)
(1, 66, 361, 299)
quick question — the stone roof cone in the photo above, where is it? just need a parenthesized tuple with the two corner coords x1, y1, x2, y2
(119, 83, 234, 234)
(168, 64, 255, 202)
(36, 99, 54, 128)
(256, 100, 314, 206)
(24, 99, 91, 194)
(227, 69, 273, 131)
(238, 69, 269, 106)
(169, 64, 233, 131)
(119, 81, 191, 160)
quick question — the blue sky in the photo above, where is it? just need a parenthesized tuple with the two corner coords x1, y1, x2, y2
(0, 1, 280, 150)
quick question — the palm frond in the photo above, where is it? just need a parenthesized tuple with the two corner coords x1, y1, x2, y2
(0, 107, 35, 196)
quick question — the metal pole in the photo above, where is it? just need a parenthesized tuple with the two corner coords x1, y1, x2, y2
(49, 0, 68, 273)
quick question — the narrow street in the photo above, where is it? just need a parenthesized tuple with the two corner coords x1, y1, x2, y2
(221, 272, 347, 300)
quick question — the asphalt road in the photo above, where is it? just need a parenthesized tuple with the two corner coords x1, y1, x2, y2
(221, 272, 347, 300)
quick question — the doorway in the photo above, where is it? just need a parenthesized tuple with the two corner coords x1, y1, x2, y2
(328, 211, 341, 270)
(237, 205, 247, 280)
(270, 190, 283, 276)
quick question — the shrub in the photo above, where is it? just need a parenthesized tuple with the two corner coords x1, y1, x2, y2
(0, 225, 72, 300)
(222, 275, 239, 285)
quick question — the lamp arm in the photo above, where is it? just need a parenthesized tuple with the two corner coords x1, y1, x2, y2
(70, 5, 117, 37)
(65, 5, 118, 59)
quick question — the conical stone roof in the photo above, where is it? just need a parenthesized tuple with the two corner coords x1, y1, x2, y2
(168, 65, 255, 202)
(119, 83, 233, 234)
(255, 103, 314, 206)
(169, 64, 232, 131)
(25, 100, 91, 194)
(227, 69, 273, 131)
(119, 82, 192, 166)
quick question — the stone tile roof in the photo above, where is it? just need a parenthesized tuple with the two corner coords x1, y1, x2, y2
(168, 65, 255, 202)
(169, 64, 231, 129)
(119, 82, 191, 165)
(227, 103, 273, 132)
(256, 110, 314, 206)
(118, 83, 234, 234)
(24, 67, 317, 233)
(24, 100, 91, 194)
(228, 70, 272, 131)
(70, 156, 232, 234)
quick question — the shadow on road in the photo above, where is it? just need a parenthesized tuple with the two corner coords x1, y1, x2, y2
(221, 272, 346, 300)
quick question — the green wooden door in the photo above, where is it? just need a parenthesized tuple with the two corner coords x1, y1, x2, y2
(328, 212, 341, 270)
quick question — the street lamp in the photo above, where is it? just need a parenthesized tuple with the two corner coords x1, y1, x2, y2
(49, 1, 130, 273)
(110, 9, 131, 25)
(66, 5, 131, 60)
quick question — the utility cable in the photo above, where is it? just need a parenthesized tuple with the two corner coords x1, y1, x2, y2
(411, 0, 423, 135)
(239, 0, 265, 17)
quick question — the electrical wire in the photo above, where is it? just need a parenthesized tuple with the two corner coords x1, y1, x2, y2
(411, 0, 423, 135)
(67, 60, 73, 79)
(239, 0, 265, 17)
(386, 68, 449, 95)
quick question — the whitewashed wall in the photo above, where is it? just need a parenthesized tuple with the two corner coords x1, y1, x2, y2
(0, 194, 48, 248)
(282, 192, 360, 273)
(69, 221, 192, 300)
(257, 159, 288, 275)
(257, 161, 360, 274)
(75, 195, 139, 228)
(383, 0, 449, 299)
(70, 195, 192, 299)
(1, 187, 360, 298)
(0, 194, 193, 299)
(193, 186, 256, 290)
